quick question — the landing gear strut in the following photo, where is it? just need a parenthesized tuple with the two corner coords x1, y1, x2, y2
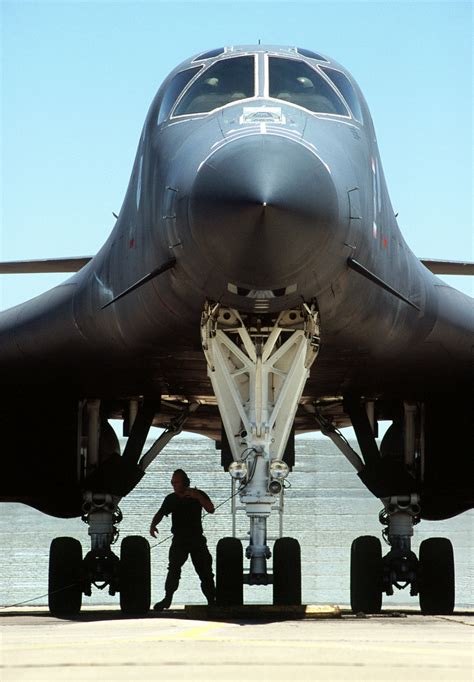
(81, 492, 122, 601)
(379, 494, 421, 599)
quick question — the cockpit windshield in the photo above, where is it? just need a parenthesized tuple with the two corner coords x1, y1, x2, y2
(173, 56, 255, 116)
(268, 57, 348, 116)
(320, 66, 363, 123)
(157, 67, 202, 125)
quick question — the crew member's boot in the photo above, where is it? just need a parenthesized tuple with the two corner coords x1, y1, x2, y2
(202, 583, 216, 607)
(153, 592, 173, 611)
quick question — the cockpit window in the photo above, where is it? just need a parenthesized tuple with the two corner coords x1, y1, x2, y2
(193, 47, 225, 61)
(320, 66, 363, 123)
(173, 56, 255, 116)
(269, 57, 349, 116)
(296, 48, 328, 62)
(157, 67, 202, 125)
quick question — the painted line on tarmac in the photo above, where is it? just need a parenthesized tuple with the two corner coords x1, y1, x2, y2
(2, 621, 229, 651)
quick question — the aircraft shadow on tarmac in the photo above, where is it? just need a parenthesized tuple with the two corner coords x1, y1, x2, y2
(1, 607, 472, 625)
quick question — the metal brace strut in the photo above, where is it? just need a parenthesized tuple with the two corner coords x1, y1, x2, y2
(139, 402, 200, 471)
(303, 404, 364, 472)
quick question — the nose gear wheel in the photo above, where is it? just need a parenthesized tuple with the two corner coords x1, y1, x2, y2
(216, 537, 244, 606)
(273, 537, 302, 606)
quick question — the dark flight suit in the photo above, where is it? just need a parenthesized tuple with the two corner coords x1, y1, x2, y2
(158, 491, 216, 604)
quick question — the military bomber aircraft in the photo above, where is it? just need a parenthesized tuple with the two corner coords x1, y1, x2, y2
(1, 45, 473, 617)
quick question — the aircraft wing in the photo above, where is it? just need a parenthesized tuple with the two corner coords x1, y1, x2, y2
(420, 258, 474, 275)
(0, 257, 92, 273)
(2, 257, 471, 276)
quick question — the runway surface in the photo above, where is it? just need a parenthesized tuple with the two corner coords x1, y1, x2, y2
(1, 606, 473, 681)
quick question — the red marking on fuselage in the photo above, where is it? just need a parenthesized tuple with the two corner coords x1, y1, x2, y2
(382, 237, 388, 249)
(129, 238, 136, 249)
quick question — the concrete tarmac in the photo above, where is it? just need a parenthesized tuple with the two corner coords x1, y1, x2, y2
(1, 606, 473, 681)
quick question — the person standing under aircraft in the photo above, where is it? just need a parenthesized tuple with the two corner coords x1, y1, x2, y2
(149, 469, 216, 610)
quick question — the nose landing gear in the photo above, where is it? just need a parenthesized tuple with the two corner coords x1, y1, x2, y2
(202, 302, 320, 606)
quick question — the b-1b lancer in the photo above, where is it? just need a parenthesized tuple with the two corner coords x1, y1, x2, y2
(1, 45, 473, 617)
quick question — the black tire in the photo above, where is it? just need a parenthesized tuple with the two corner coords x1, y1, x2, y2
(216, 537, 243, 606)
(120, 535, 151, 615)
(273, 537, 302, 606)
(48, 537, 83, 617)
(350, 535, 383, 613)
(419, 538, 455, 615)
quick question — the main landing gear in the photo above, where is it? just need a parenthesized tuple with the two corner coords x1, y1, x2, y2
(350, 498, 455, 615)
(48, 493, 150, 618)
(48, 400, 198, 617)
(202, 303, 320, 605)
(308, 402, 456, 615)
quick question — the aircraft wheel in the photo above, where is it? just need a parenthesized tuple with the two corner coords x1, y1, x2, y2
(216, 537, 243, 606)
(48, 537, 83, 617)
(350, 535, 383, 613)
(120, 536, 151, 615)
(419, 538, 454, 615)
(273, 537, 302, 605)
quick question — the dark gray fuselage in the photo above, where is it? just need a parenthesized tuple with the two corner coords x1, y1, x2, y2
(1, 48, 471, 404)
(1, 45, 472, 520)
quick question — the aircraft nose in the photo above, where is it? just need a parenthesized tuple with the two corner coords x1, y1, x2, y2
(189, 135, 339, 287)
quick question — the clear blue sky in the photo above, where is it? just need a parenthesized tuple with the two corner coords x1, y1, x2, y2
(1, 1, 472, 310)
